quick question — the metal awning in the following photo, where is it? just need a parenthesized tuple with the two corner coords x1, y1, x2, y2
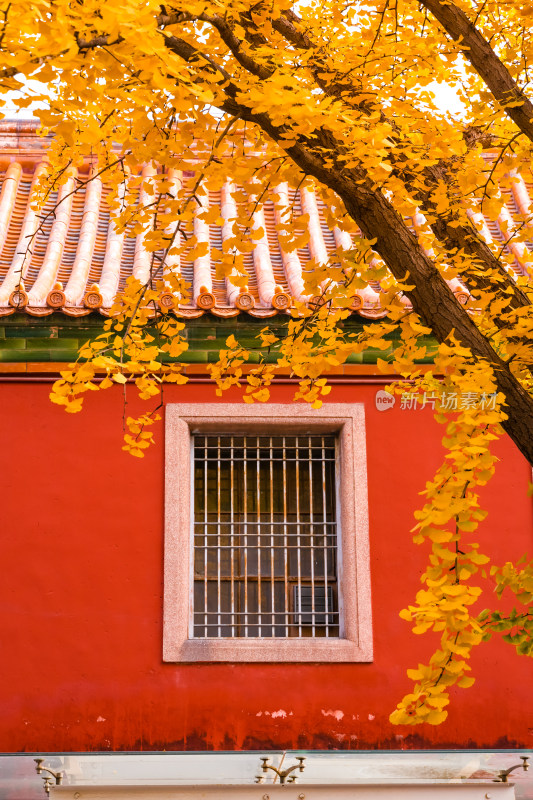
(1, 751, 531, 800)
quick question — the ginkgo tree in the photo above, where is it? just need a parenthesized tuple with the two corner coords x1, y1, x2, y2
(1, 0, 533, 726)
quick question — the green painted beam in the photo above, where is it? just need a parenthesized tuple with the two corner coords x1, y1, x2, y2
(0, 313, 437, 365)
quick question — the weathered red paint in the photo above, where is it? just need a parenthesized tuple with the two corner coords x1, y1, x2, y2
(1, 381, 532, 752)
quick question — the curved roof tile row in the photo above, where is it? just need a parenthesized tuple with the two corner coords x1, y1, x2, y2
(0, 122, 532, 319)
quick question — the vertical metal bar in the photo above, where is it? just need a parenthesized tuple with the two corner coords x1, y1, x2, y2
(322, 435, 329, 636)
(217, 435, 221, 638)
(243, 437, 248, 637)
(204, 435, 208, 637)
(191, 436, 195, 639)
(270, 435, 275, 636)
(308, 435, 315, 636)
(282, 436, 289, 637)
(230, 435, 235, 637)
(256, 434, 262, 637)
(296, 436, 302, 637)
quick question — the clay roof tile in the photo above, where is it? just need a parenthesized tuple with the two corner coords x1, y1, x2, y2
(0, 122, 532, 319)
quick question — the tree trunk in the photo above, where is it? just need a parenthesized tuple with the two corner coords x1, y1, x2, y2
(224, 98, 533, 465)
(167, 33, 533, 466)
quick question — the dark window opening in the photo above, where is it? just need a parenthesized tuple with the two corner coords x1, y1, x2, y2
(192, 434, 339, 638)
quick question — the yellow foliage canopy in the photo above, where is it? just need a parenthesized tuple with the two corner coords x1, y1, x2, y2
(2, 0, 533, 725)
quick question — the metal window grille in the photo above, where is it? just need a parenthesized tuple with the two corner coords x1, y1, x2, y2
(192, 434, 339, 638)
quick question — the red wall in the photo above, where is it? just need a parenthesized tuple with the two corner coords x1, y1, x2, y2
(1, 380, 532, 752)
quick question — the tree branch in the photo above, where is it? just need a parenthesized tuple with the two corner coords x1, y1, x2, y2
(419, 0, 533, 142)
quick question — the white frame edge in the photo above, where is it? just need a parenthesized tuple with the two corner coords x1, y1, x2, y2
(164, 403, 373, 662)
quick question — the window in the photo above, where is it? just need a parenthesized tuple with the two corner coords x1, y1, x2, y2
(192, 434, 339, 639)
(164, 404, 372, 662)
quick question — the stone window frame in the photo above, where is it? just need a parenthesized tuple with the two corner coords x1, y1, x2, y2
(163, 403, 373, 662)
